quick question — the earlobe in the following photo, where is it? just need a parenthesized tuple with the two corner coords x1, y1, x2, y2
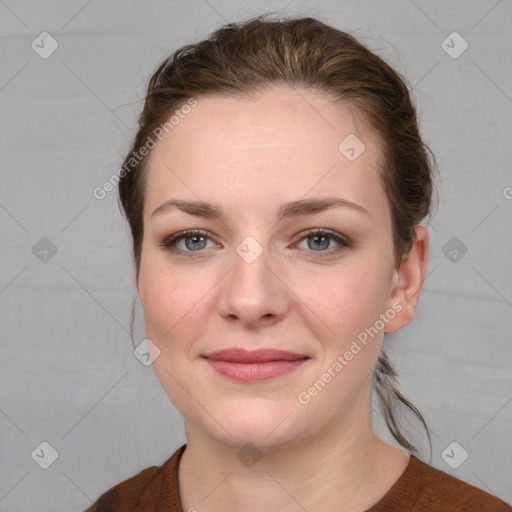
(384, 225, 430, 333)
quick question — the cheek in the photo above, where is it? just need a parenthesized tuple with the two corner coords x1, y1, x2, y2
(304, 265, 389, 392)
(310, 259, 390, 336)
(138, 250, 179, 338)
(138, 250, 213, 345)
(306, 264, 392, 391)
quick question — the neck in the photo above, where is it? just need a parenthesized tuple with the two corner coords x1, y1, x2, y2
(178, 385, 410, 512)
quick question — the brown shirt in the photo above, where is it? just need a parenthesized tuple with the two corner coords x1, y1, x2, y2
(84, 444, 511, 511)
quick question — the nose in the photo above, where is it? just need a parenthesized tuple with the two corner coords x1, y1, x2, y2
(217, 237, 290, 328)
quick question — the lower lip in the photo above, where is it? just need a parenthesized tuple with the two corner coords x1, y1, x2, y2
(203, 358, 309, 382)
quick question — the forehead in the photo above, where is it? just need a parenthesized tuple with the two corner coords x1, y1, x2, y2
(143, 85, 388, 223)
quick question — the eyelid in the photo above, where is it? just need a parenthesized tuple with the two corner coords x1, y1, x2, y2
(160, 229, 215, 250)
(292, 228, 351, 248)
(290, 229, 352, 258)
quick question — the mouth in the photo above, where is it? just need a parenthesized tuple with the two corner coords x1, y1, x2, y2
(202, 348, 309, 363)
(201, 348, 310, 382)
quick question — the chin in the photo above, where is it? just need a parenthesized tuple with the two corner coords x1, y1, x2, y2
(200, 402, 306, 451)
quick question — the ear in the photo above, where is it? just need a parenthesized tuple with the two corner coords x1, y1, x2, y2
(384, 225, 429, 333)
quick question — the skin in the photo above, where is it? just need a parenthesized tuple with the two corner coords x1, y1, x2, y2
(137, 85, 429, 511)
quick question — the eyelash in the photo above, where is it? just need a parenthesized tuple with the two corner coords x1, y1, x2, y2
(159, 228, 351, 258)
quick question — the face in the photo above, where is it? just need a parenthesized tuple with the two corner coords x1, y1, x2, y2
(137, 86, 406, 451)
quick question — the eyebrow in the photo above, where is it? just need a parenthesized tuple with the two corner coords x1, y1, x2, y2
(151, 197, 369, 221)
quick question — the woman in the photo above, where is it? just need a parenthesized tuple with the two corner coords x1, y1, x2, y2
(85, 14, 511, 512)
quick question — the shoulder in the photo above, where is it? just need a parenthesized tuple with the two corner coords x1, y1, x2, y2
(373, 455, 512, 511)
(82, 465, 160, 512)
(83, 444, 186, 512)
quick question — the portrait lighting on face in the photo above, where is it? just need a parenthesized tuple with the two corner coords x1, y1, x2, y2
(79, 12, 511, 512)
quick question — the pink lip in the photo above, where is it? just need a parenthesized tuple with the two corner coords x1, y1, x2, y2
(202, 348, 310, 382)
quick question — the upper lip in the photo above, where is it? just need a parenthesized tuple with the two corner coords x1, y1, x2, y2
(202, 348, 309, 363)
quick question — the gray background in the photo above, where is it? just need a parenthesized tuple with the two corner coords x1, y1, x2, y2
(1, 0, 511, 510)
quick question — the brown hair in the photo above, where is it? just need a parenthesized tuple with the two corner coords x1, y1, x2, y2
(119, 13, 436, 454)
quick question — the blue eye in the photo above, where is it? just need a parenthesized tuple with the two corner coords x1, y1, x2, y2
(160, 230, 213, 254)
(160, 228, 351, 257)
(296, 229, 351, 255)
